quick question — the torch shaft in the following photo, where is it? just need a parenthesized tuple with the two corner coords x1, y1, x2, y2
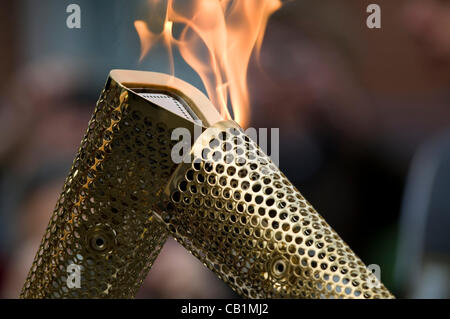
(21, 70, 394, 299)
(21, 77, 186, 298)
(157, 121, 394, 299)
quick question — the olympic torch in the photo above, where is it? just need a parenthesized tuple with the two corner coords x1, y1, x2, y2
(21, 70, 394, 299)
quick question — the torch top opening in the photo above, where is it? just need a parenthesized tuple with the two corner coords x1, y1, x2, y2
(110, 69, 223, 127)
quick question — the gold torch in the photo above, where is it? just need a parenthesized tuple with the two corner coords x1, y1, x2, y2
(21, 69, 394, 299)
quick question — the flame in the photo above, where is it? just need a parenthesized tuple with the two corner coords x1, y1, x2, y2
(134, 0, 282, 128)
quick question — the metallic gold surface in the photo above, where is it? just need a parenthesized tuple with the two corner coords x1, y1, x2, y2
(22, 70, 394, 299)
(109, 69, 223, 126)
(21, 73, 202, 298)
(157, 121, 394, 299)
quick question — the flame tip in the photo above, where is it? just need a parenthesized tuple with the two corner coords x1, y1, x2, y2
(135, 0, 281, 127)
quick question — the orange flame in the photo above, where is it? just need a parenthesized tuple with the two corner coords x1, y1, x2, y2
(134, 0, 282, 128)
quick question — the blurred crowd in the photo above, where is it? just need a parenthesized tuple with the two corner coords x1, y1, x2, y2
(0, 0, 449, 298)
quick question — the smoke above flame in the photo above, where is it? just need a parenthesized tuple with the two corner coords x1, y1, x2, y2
(134, 0, 282, 128)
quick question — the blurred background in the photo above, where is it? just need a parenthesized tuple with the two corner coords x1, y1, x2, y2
(0, 0, 449, 298)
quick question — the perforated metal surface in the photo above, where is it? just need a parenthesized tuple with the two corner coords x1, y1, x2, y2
(21, 77, 197, 298)
(21, 71, 394, 299)
(158, 121, 394, 299)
